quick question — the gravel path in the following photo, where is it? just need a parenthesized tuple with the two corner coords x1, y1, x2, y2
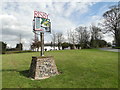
(99, 48, 120, 52)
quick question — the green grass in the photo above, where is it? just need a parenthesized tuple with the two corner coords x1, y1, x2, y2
(2, 49, 118, 88)
(113, 47, 120, 49)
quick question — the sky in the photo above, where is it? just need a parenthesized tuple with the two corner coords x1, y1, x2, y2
(0, 0, 119, 50)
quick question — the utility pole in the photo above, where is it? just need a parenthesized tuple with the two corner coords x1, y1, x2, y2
(19, 34, 22, 43)
(19, 34, 22, 51)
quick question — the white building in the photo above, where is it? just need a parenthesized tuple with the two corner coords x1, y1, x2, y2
(32, 46, 62, 51)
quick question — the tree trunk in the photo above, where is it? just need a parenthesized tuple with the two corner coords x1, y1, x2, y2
(115, 29, 120, 47)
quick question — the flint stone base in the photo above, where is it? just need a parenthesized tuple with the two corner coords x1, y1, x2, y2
(29, 56, 59, 80)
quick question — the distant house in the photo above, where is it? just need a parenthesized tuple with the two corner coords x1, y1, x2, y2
(44, 46, 62, 51)
(16, 43, 23, 51)
(6, 43, 23, 51)
(31, 42, 62, 51)
(44, 43, 62, 51)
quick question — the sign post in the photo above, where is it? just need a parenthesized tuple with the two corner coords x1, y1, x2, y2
(29, 11, 59, 80)
(40, 32, 44, 56)
(33, 11, 51, 56)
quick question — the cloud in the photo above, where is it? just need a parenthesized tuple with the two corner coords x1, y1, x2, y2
(1, 2, 92, 49)
(3, 0, 119, 2)
(1, 14, 32, 37)
(1, 1, 116, 49)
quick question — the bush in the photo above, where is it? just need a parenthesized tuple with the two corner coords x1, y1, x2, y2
(6, 50, 34, 54)
(61, 42, 69, 50)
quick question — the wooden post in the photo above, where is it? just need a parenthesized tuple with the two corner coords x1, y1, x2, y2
(40, 32, 44, 56)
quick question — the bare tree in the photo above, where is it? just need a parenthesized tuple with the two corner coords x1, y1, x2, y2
(90, 25, 102, 48)
(31, 41, 41, 51)
(31, 33, 41, 51)
(67, 29, 77, 49)
(102, 2, 120, 47)
(75, 26, 90, 49)
(67, 30, 71, 44)
(76, 26, 85, 44)
(51, 31, 57, 50)
(56, 32, 63, 50)
(90, 25, 102, 40)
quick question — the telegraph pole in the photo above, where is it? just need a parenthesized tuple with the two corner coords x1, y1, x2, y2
(19, 34, 22, 51)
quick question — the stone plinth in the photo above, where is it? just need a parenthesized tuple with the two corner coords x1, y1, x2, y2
(29, 56, 59, 80)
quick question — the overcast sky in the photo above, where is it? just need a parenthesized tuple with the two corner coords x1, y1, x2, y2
(0, 0, 119, 50)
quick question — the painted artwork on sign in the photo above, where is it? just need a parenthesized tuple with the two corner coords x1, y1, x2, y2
(34, 17, 51, 31)
(41, 18, 50, 28)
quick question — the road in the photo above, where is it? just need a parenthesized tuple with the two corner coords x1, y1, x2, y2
(99, 48, 120, 52)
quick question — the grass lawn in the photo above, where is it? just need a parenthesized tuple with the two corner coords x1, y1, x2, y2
(2, 49, 118, 88)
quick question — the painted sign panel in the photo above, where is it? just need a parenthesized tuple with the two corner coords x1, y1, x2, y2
(34, 11, 48, 19)
(34, 18, 42, 31)
(33, 11, 51, 32)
